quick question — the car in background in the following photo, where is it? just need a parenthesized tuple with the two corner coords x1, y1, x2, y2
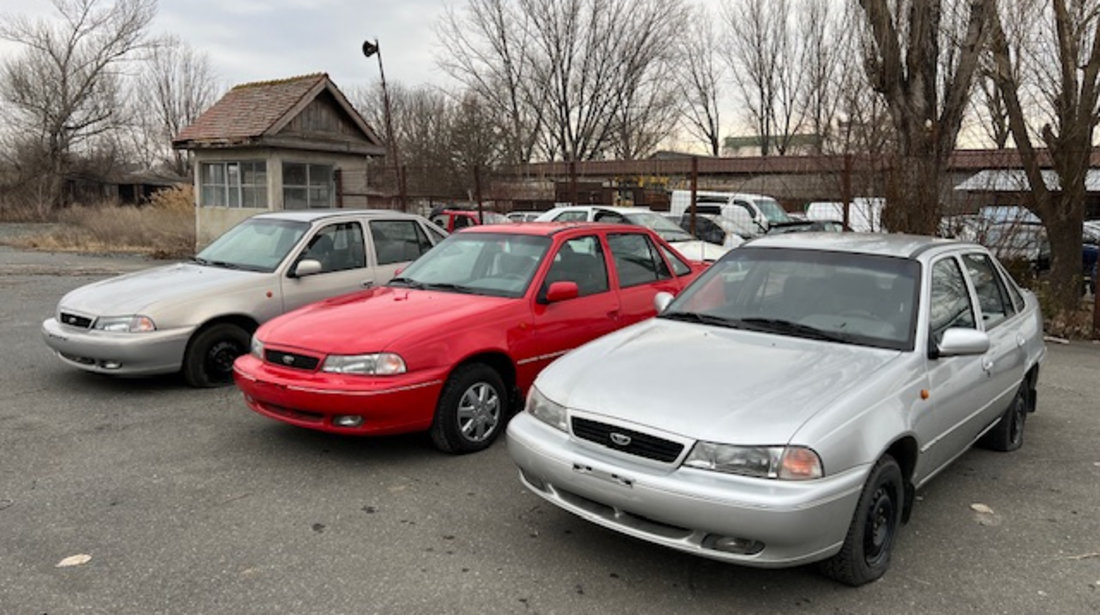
(1084, 220, 1100, 293)
(508, 233, 1044, 586)
(235, 223, 705, 454)
(805, 199, 885, 233)
(431, 208, 509, 232)
(507, 211, 543, 223)
(535, 205, 735, 262)
(766, 220, 849, 235)
(669, 190, 790, 237)
(671, 212, 749, 248)
(42, 210, 447, 387)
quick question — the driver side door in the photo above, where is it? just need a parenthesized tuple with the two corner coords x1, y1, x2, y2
(281, 221, 373, 311)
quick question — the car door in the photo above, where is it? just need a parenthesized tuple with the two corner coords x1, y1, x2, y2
(915, 254, 988, 480)
(517, 233, 621, 387)
(960, 252, 1026, 423)
(280, 220, 373, 311)
(367, 218, 437, 286)
(606, 232, 683, 325)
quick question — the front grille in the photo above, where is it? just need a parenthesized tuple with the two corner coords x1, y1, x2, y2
(264, 349, 320, 371)
(571, 417, 684, 463)
(59, 312, 93, 328)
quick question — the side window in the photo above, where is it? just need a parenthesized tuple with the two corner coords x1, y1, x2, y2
(593, 210, 627, 224)
(608, 233, 671, 288)
(452, 215, 473, 229)
(929, 257, 976, 345)
(370, 220, 434, 265)
(423, 222, 448, 244)
(962, 253, 1016, 328)
(552, 211, 588, 222)
(542, 235, 610, 297)
(658, 244, 692, 276)
(302, 222, 365, 273)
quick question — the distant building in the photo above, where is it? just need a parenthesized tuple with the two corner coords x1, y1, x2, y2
(173, 73, 387, 247)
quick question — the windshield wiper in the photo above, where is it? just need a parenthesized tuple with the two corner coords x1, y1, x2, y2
(659, 311, 743, 329)
(738, 318, 854, 343)
(422, 282, 477, 294)
(388, 276, 426, 289)
(197, 258, 242, 270)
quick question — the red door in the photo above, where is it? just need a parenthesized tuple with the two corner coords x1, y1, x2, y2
(606, 232, 683, 325)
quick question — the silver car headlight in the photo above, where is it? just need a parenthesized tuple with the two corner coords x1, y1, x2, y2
(526, 386, 568, 432)
(321, 353, 406, 375)
(683, 442, 823, 480)
(250, 336, 264, 359)
(93, 315, 156, 333)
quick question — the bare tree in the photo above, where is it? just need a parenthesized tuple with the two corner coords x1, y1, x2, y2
(988, 0, 1100, 314)
(799, 0, 848, 154)
(674, 6, 723, 156)
(0, 0, 156, 207)
(857, 0, 993, 234)
(969, 0, 1041, 149)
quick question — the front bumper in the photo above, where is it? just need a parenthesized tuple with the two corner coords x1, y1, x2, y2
(506, 412, 867, 568)
(233, 354, 446, 435)
(41, 318, 192, 376)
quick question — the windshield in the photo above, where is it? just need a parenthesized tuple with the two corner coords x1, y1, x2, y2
(754, 198, 791, 224)
(391, 232, 551, 298)
(624, 211, 693, 242)
(662, 247, 919, 350)
(196, 218, 308, 273)
(480, 211, 509, 224)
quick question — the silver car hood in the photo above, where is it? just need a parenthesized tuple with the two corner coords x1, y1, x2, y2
(539, 319, 902, 445)
(58, 263, 262, 315)
(668, 239, 732, 262)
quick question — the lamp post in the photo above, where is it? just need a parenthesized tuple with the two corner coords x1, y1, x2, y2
(362, 39, 406, 211)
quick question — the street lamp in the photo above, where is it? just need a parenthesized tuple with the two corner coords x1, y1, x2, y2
(362, 39, 406, 211)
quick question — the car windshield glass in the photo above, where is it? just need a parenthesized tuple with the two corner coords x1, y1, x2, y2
(663, 247, 920, 350)
(391, 232, 551, 298)
(624, 212, 693, 242)
(754, 198, 791, 223)
(196, 218, 308, 273)
(480, 211, 509, 224)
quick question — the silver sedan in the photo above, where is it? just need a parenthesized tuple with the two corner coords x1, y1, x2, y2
(507, 233, 1045, 586)
(41, 209, 446, 387)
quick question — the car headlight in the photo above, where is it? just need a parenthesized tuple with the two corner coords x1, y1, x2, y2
(683, 442, 822, 480)
(93, 315, 156, 332)
(250, 336, 264, 359)
(526, 386, 568, 432)
(321, 352, 406, 375)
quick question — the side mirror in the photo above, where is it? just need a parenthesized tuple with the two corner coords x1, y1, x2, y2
(936, 328, 990, 357)
(653, 291, 674, 312)
(293, 259, 323, 278)
(545, 281, 579, 303)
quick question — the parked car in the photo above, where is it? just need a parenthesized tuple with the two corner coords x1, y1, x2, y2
(234, 223, 705, 454)
(669, 190, 791, 237)
(534, 205, 734, 262)
(431, 208, 509, 231)
(805, 198, 885, 233)
(507, 233, 1044, 586)
(766, 219, 849, 235)
(672, 212, 748, 248)
(41, 210, 447, 387)
(506, 211, 543, 223)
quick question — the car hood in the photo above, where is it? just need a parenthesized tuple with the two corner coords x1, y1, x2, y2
(58, 263, 263, 315)
(258, 286, 513, 355)
(539, 319, 901, 445)
(668, 239, 733, 262)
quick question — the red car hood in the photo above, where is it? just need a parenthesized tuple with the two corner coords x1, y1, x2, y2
(257, 286, 514, 354)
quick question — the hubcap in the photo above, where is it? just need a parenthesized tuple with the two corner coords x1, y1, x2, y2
(456, 382, 501, 442)
(863, 485, 896, 567)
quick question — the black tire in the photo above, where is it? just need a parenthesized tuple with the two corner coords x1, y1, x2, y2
(182, 323, 251, 388)
(819, 455, 904, 586)
(429, 363, 506, 454)
(978, 384, 1027, 452)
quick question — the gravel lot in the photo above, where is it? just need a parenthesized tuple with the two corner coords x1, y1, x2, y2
(1, 243, 1098, 615)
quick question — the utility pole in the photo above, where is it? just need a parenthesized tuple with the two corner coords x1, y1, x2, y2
(362, 39, 405, 211)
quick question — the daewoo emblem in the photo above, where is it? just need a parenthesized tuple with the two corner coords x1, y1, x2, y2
(609, 432, 632, 447)
(281, 355, 295, 366)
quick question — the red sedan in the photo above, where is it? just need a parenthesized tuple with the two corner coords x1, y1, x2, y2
(233, 223, 704, 453)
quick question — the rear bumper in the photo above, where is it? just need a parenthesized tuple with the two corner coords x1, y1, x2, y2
(41, 318, 191, 376)
(233, 354, 446, 435)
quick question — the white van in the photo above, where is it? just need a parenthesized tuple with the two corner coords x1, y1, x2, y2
(669, 190, 791, 238)
(805, 198, 885, 233)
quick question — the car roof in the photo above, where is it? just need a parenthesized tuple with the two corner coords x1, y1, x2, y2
(456, 222, 663, 237)
(549, 205, 654, 214)
(746, 232, 978, 259)
(252, 209, 426, 223)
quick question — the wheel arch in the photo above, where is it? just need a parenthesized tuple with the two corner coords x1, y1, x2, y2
(883, 435, 918, 523)
(447, 350, 519, 407)
(185, 314, 260, 352)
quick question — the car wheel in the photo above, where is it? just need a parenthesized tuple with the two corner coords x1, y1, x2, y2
(978, 384, 1027, 452)
(430, 363, 506, 454)
(819, 455, 904, 587)
(182, 323, 251, 388)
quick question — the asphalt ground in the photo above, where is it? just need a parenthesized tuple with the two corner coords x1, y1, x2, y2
(1, 241, 1098, 615)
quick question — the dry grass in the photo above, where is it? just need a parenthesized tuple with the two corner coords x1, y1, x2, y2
(6, 186, 195, 259)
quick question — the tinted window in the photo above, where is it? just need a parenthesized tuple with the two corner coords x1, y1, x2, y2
(301, 222, 365, 273)
(929, 257, 977, 344)
(962, 253, 1015, 328)
(608, 233, 670, 288)
(542, 235, 609, 297)
(370, 220, 433, 265)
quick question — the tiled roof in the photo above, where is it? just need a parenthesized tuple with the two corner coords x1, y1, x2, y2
(173, 73, 329, 144)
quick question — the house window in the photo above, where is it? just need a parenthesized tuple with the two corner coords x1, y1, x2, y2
(283, 163, 334, 209)
(200, 161, 267, 208)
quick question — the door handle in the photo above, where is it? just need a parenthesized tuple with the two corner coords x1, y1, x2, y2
(361, 280, 374, 288)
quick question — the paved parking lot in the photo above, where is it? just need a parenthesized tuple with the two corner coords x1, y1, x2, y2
(1, 244, 1098, 614)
